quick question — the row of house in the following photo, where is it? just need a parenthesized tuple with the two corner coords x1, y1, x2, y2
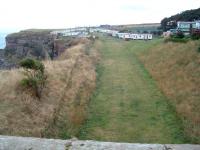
(95, 28, 153, 40)
(51, 27, 153, 40)
(51, 27, 90, 38)
(118, 33, 153, 40)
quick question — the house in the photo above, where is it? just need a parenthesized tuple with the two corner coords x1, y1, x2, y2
(130, 34, 138, 40)
(117, 33, 125, 39)
(111, 31, 119, 37)
(147, 34, 153, 40)
(177, 21, 196, 33)
(124, 34, 131, 40)
(118, 33, 153, 40)
(177, 20, 200, 33)
(196, 21, 200, 29)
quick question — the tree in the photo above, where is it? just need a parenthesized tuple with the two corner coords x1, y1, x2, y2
(19, 58, 47, 99)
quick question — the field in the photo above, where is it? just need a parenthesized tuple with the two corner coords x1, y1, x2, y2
(111, 23, 161, 33)
(0, 35, 199, 143)
(134, 40, 200, 143)
(79, 36, 188, 143)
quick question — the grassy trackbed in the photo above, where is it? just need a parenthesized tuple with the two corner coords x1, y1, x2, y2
(79, 37, 187, 143)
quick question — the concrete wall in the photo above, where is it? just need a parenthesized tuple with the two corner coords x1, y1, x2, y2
(0, 135, 199, 150)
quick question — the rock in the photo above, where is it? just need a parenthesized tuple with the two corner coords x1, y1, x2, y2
(5, 31, 56, 60)
(0, 30, 75, 69)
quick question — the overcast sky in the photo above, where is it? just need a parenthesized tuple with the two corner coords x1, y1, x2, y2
(0, 0, 199, 32)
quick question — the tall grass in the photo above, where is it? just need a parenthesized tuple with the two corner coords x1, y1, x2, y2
(137, 40, 200, 143)
(0, 38, 99, 138)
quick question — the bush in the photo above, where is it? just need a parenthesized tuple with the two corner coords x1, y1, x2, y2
(175, 31, 185, 39)
(191, 31, 200, 40)
(19, 58, 46, 98)
(20, 58, 44, 73)
(198, 46, 200, 53)
(164, 37, 188, 43)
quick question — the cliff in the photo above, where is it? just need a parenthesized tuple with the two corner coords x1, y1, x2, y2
(5, 30, 56, 60)
(1, 30, 76, 69)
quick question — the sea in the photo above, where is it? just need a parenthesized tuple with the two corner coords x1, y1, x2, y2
(0, 33, 7, 49)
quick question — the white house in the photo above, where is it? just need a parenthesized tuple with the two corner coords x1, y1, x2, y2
(130, 34, 137, 40)
(132, 34, 153, 40)
(195, 20, 200, 29)
(147, 34, 153, 40)
(117, 33, 125, 39)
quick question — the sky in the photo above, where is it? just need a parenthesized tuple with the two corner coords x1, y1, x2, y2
(0, 0, 199, 32)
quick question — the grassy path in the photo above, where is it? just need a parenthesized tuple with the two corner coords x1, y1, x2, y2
(79, 37, 186, 143)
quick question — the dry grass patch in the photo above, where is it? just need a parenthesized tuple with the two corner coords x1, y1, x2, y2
(0, 38, 99, 138)
(137, 40, 200, 143)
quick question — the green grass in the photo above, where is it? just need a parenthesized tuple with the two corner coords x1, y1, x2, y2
(79, 36, 187, 143)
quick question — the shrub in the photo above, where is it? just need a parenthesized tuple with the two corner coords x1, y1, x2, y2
(164, 37, 188, 43)
(175, 31, 185, 39)
(19, 58, 46, 98)
(198, 46, 200, 53)
(191, 31, 200, 40)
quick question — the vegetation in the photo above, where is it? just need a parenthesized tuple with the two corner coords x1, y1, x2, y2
(136, 39, 200, 143)
(0, 35, 200, 143)
(79, 37, 187, 143)
(161, 8, 200, 31)
(112, 23, 161, 35)
(19, 58, 46, 99)
(191, 30, 200, 40)
(164, 37, 188, 43)
(198, 46, 200, 52)
(0, 38, 98, 138)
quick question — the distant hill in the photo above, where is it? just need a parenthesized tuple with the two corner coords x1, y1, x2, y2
(108, 23, 161, 34)
(161, 8, 200, 31)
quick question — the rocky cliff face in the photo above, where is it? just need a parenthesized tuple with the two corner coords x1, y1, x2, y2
(0, 30, 74, 69)
(5, 30, 56, 60)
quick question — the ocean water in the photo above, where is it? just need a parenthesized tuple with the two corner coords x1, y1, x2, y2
(0, 33, 7, 49)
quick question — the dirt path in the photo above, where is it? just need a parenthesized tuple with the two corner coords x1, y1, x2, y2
(79, 37, 186, 143)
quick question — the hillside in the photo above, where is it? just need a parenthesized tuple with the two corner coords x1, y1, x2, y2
(134, 39, 200, 143)
(0, 38, 99, 138)
(161, 7, 200, 31)
(103, 23, 161, 33)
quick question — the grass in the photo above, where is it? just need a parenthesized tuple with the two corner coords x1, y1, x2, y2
(113, 23, 160, 33)
(164, 37, 189, 43)
(0, 35, 199, 143)
(0, 39, 98, 138)
(79, 37, 187, 143)
(135, 39, 200, 143)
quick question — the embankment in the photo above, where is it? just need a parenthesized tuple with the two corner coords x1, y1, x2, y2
(135, 40, 200, 143)
(0, 38, 99, 138)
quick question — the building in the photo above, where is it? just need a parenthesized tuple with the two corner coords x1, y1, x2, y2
(117, 33, 153, 40)
(51, 27, 90, 37)
(177, 20, 200, 33)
